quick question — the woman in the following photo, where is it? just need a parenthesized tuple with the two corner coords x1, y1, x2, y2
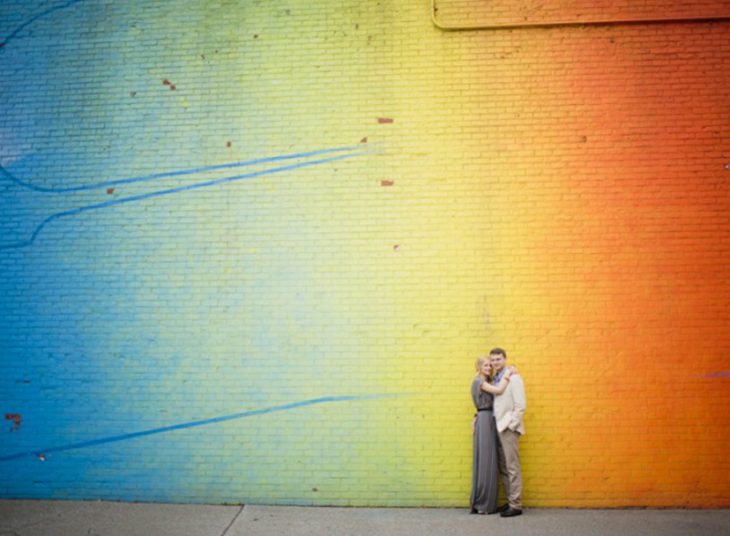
(470, 356, 514, 514)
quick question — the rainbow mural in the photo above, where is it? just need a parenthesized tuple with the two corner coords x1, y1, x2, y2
(1, 0, 729, 506)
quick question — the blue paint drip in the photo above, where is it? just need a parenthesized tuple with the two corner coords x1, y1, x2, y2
(0, 151, 362, 251)
(1, 145, 363, 193)
(0, 393, 405, 462)
(0, 0, 86, 49)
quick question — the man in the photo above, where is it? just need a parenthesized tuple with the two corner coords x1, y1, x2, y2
(490, 347, 526, 518)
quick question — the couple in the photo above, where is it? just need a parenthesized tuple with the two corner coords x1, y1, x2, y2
(470, 347, 526, 518)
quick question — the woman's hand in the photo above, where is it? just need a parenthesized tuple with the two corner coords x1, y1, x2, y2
(508, 365, 518, 375)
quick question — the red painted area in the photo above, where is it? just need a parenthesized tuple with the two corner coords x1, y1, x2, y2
(381, 180, 394, 187)
(377, 117, 394, 124)
(5, 413, 21, 431)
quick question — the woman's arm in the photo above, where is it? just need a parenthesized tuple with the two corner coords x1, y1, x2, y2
(479, 366, 517, 395)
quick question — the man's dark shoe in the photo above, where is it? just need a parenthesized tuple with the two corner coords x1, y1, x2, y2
(496, 503, 510, 513)
(500, 507, 522, 518)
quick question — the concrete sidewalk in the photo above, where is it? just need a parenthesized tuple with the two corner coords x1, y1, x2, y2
(1, 500, 728, 536)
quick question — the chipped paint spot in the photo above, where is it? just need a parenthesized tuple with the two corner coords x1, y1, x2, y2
(377, 117, 394, 124)
(381, 180, 394, 187)
(393, 245, 400, 251)
(5, 413, 21, 431)
(227, 141, 232, 148)
(360, 137, 368, 143)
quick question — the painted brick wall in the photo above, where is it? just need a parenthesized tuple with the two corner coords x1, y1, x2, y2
(1, 0, 729, 507)
(434, 0, 730, 27)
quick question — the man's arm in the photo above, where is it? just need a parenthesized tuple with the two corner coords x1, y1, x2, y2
(508, 375, 526, 431)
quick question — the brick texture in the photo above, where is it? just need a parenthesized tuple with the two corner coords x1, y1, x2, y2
(1, 0, 728, 507)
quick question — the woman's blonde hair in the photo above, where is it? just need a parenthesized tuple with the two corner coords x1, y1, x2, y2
(474, 355, 490, 372)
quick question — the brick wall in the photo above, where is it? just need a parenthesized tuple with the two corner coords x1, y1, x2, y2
(1, 0, 728, 506)
(434, 0, 730, 27)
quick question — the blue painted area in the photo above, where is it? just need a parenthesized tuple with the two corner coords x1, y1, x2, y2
(0, 0, 385, 504)
(0, 0, 85, 49)
(1, 0, 275, 190)
(0, 394, 404, 462)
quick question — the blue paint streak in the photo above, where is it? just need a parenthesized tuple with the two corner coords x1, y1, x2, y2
(1, 146, 362, 193)
(0, 0, 85, 49)
(700, 371, 730, 378)
(0, 393, 404, 462)
(0, 151, 361, 250)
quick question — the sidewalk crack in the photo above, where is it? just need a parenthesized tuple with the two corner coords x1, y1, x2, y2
(220, 505, 245, 536)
